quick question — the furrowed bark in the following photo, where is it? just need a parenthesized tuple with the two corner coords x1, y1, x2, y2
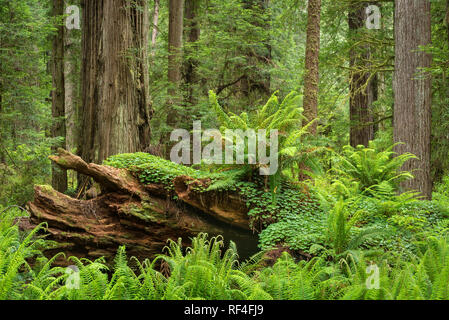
(393, 0, 432, 199)
(348, 2, 375, 147)
(79, 0, 152, 165)
(51, 0, 67, 193)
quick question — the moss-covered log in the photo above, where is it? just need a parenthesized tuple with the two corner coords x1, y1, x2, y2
(25, 149, 257, 263)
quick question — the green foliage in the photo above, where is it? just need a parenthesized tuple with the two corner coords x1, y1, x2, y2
(101, 147, 449, 296)
(5, 210, 449, 301)
(332, 143, 416, 196)
(155, 234, 271, 300)
(104, 152, 204, 190)
(0, 206, 50, 299)
(338, 253, 396, 300)
(258, 205, 326, 253)
(209, 90, 326, 197)
(433, 175, 449, 209)
(209, 90, 306, 176)
(323, 199, 387, 257)
(0, 0, 55, 206)
(307, 160, 437, 259)
(105, 152, 318, 233)
(341, 236, 449, 300)
(256, 252, 339, 300)
(105, 152, 253, 194)
(428, 0, 449, 182)
(150, 0, 274, 142)
(210, 90, 323, 173)
(210, 90, 304, 134)
(0, 141, 54, 206)
(238, 179, 323, 232)
(2, 0, 449, 302)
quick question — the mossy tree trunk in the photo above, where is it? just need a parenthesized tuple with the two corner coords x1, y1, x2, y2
(348, 1, 375, 148)
(303, 0, 321, 135)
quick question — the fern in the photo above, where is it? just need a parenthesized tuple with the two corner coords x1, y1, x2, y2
(209, 90, 325, 198)
(0, 207, 49, 300)
(154, 233, 269, 300)
(332, 143, 416, 196)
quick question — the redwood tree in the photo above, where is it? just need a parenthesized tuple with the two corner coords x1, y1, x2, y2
(393, 0, 432, 199)
(167, 0, 185, 129)
(183, 0, 201, 107)
(151, 0, 160, 58)
(348, 2, 375, 147)
(79, 0, 152, 164)
(240, 0, 271, 103)
(51, 0, 67, 193)
(303, 0, 321, 135)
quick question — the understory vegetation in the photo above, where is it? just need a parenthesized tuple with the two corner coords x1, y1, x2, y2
(3, 133, 449, 300)
(3, 209, 449, 300)
(3, 84, 449, 300)
(2, 0, 449, 302)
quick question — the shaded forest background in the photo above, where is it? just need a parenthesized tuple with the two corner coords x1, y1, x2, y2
(0, 0, 448, 205)
(4, 0, 449, 301)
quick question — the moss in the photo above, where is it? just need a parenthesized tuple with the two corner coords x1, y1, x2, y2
(38, 185, 58, 196)
(104, 153, 225, 192)
(123, 203, 154, 222)
(104, 153, 319, 240)
(49, 241, 73, 249)
(97, 235, 115, 245)
(57, 158, 69, 166)
(59, 232, 95, 242)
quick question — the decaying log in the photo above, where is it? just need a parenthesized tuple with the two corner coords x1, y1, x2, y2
(48, 149, 148, 198)
(173, 176, 250, 230)
(26, 149, 258, 264)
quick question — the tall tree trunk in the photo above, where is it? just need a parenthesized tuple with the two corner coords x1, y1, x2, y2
(0, 42, 4, 164)
(166, 0, 185, 130)
(151, 0, 160, 58)
(51, 0, 67, 193)
(446, 0, 449, 47)
(393, 0, 432, 199)
(348, 2, 374, 147)
(79, 0, 152, 165)
(370, 73, 379, 136)
(239, 0, 271, 105)
(64, 28, 77, 154)
(64, 16, 81, 189)
(303, 0, 321, 135)
(183, 0, 201, 108)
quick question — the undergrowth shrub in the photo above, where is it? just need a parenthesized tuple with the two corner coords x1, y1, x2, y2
(0, 206, 49, 299)
(4, 207, 449, 301)
(255, 252, 342, 300)
(155, 234, 271, 300)
(209, 90, 327, 195)
(331, 143, 416, 197)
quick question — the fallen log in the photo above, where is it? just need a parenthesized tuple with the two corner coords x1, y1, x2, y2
(26, 149, 259, 264)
